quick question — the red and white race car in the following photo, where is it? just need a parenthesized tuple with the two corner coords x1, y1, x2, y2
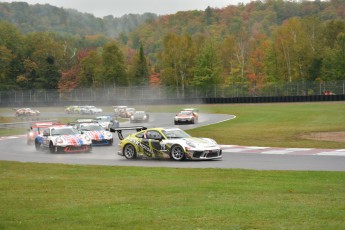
(174, 108, 199, 125)
(27, 121, 61, 145)
(35, 125, 92, 153)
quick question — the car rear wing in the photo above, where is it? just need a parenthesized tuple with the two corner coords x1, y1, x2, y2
(110, 126, 147, 140)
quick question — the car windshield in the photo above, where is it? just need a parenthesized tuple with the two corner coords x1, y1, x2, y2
(81, 124, 104, 131)
(179, 111, 192, 115)
(51, 128, 78, 136)
(95, 117, 111, 121)
(163, 129, 191, 139)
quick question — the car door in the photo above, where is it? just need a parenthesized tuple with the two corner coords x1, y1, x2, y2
(41, 128, 51, 147)
(140, 130, 164, 158)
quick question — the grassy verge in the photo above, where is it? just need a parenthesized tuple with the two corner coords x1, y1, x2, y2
(188, 102, 345, 148)
(0, 161, 344, 229)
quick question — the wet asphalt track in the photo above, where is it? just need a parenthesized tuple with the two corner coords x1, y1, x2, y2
(0, 112, 344, 171)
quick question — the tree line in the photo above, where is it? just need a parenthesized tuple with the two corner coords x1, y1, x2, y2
(0, 0, 345, 95)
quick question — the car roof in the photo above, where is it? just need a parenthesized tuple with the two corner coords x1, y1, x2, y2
(48, 125, 69, 129)
(31, 121, 60, 127)
(183, 108, 198, 111)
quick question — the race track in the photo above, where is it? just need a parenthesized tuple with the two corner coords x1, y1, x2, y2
(0, 112, 344, 171)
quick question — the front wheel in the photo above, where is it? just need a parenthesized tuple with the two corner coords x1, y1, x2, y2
(170, 145, 185, 161)
(123, 144, 137, 159)
(35, 140, 41, 151)
(85, 145, 92, 153)
(49, 142, 56, 153)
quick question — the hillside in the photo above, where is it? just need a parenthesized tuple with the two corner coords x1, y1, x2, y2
(0, 1, 157, 37)
(0, 0, 345, 92)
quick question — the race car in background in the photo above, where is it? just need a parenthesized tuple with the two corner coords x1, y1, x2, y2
(113, 106, 128, 118)
(112, 126, 222, 161)
(77, 122, 114, 146)
(65, 105, 80, 114)
(14, 108, 40, 117)
(130, 111, 149, 123)
(35, 125, 92, 153)
(94, 115, 119, 130)
(125, 107, 136, 118)
(80, 106, 103, 114)
(27, 121, 60, 145)
(174, 108, 199, 125)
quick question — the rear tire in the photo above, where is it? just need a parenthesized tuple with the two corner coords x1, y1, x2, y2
(108, 139, 113, 146)
(123, 144, 137, 159)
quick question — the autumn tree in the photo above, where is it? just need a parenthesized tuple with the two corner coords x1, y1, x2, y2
(23, 32, 65, 89)
(246, 33, 270, 95)
(79, 50, 103, 87)
(128, 43, 149, 86)
(159, 33, 196, 98)
(0, 22, 23, 90)
(193, 39, 222, 96)
(269, 17, 316, 82)
(321, 33, 345, 81)
(102, 41, 127, 86)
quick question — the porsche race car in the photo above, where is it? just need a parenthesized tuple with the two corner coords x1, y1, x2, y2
(27, 121, 61, 145)
(35, 126, 92, 153)
(174, 109, 198, 125)
(15, 108, 40, 117)
(94, 116, 119, 130)
(112, 127, 222, 161)
(80, 106, 103, 114)
(78, 122, 114, 146)
(130, 111, 149, 123)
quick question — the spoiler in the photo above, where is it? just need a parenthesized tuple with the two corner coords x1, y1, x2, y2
(110, 126, 147, 140)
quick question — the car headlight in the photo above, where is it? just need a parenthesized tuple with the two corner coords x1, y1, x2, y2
(84, 136, 91, 141)
(186, 141, 196, 148)
(106, 132, 112, 138)
(56, 137, 63, 144)
(143, 116, 147, 119)
(131, 116, 134, 119)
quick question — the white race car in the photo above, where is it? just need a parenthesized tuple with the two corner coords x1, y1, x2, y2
(94, 116, 119, 130)
(35, 126, 92, 153)
(174, 109, 198, 125)
(78, 122, 114, 146)
(80, 106, 103, 114)
(113, 127, 222, 161)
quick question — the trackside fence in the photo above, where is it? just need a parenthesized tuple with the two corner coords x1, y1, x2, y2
(0, 80, 344, 107)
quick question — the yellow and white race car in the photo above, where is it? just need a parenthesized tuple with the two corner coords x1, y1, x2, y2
(112, 127, 222, 161)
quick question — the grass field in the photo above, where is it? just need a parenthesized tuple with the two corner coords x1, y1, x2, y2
(0, 161, 344, 229)
(1, 102, 345, 229)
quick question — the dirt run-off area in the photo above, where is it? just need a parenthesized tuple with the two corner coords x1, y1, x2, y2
(302, 132, 345, 142)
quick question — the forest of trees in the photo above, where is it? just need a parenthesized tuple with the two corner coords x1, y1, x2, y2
(0, 0, 345, 95)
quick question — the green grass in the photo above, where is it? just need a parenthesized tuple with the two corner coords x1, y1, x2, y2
(1, 102, 345, 148)
(0, 161, 344, 229)
(188, 102, 345, 148)
(1, 103, 345, 229)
